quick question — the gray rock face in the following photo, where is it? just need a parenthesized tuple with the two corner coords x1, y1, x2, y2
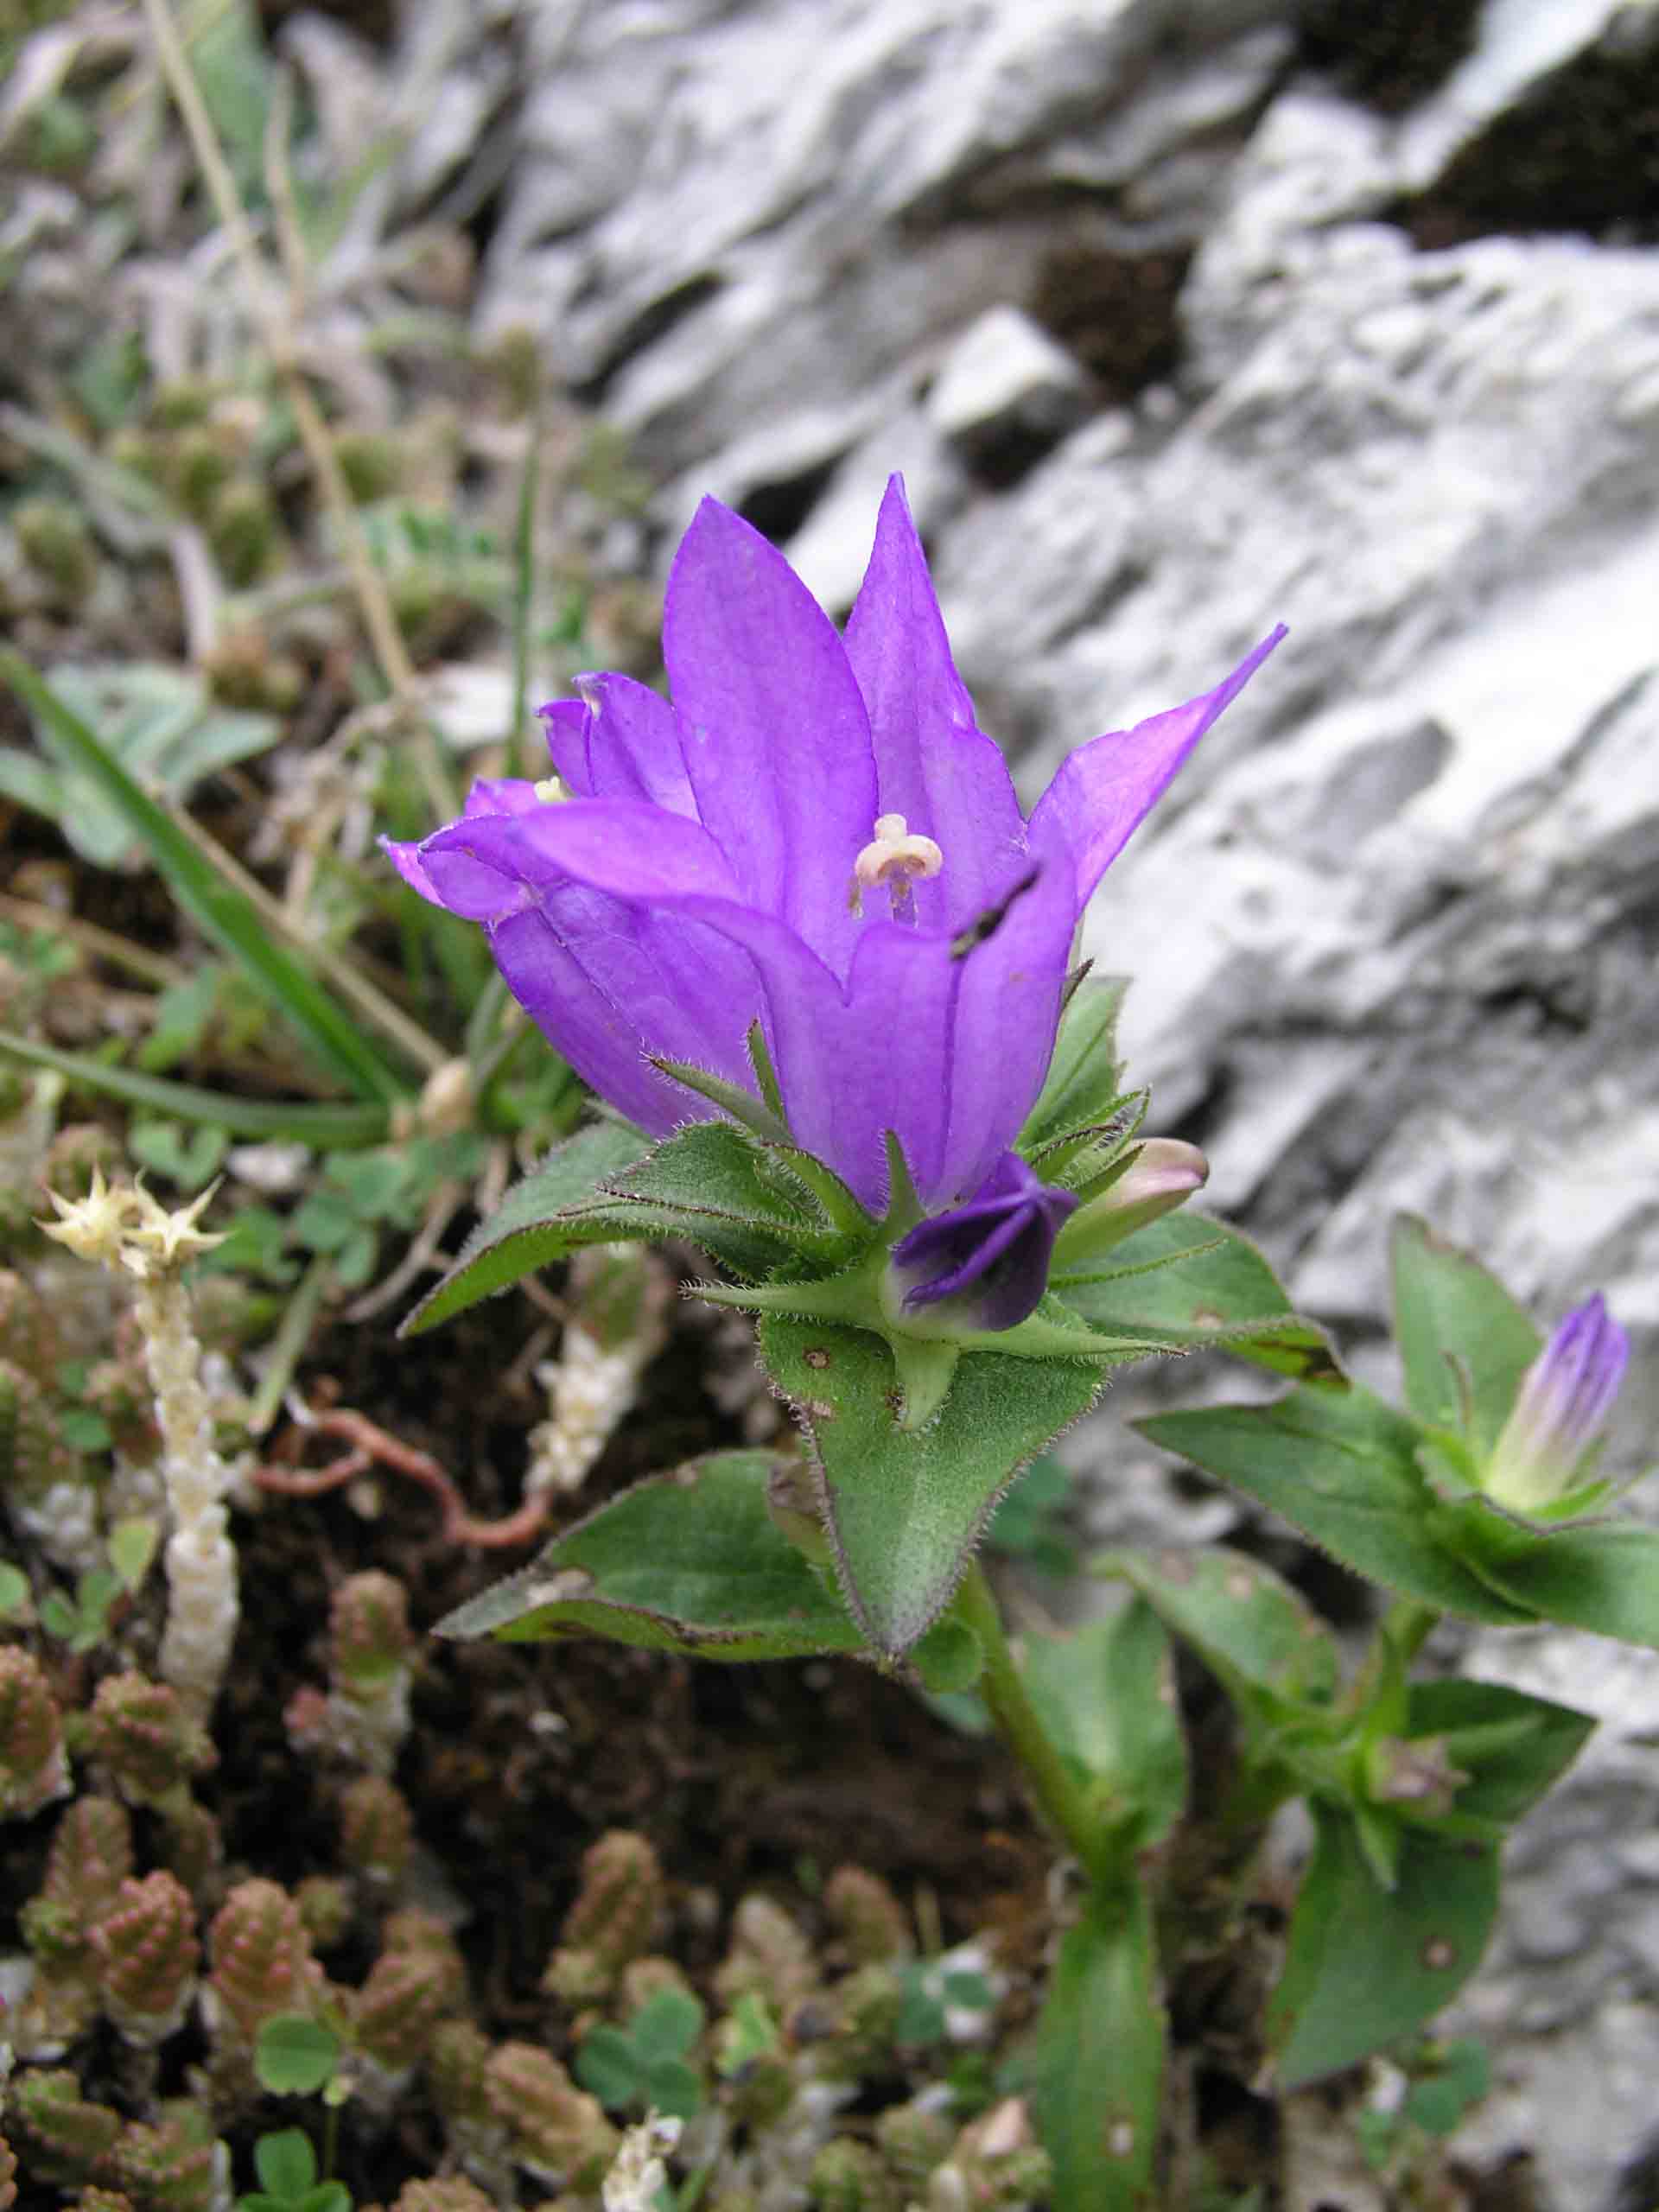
(489, 1, 1659, 2198)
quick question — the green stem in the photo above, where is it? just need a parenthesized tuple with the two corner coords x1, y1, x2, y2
(952, 1562, 1103, 1875)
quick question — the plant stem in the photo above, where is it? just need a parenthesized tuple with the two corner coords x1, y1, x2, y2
(952, 1561, 1103, 1873)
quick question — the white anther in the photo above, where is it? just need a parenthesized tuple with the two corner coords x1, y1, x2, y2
(852, 813, 944, 898)
(533, 775, 571, 804)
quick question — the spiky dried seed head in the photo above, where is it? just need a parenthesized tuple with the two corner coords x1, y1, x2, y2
(0, 1645, 68, 1816)
(330, 1572, 411, 1697)
(484, 2043, 618, 2188)
(92, 1871, 200, 2043)
(339, 1775, 414, 1883)
(823, 1866, 912, 1965)
(89, 1672, 214, 1806)
(0, 1267, 60, 1374)
(207, 1878, 320, 2038)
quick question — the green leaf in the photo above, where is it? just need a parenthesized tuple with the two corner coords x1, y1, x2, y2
(759, 1317, 1101, 1658)
(8, 661, 282, 869)
(600, 1121, 843, 1269)
(1390, 1215, 1540, 1451)
(1403, 2039, 1490, 2136)
(1269, 1811, 1499, 2088)
(642, 2056, 703, 2119)
(1019, 973, 1128, 1150)
(575, 2026, 645, 2109)
(107, 1517, 159, 1592)
(986, 1452, 1078, 1577)
(1020, 1603, 1187, 1875)
(0, 1561, 31, 1618)
(0, 651, 404, 1104)
(254, 2013, 342, 2097)
(1446, 1509, 1659, 1649)
(717, 1993, 779, 2075)
(403, 1118, 652, 1332)
(629, 1986, 704, 2064)
(1099, 1545, 1341, 1713)
(1057, 1212, 1340, 1382)
(435, 1449, 866, 1662)
(911, 1617, 984, 1694)
(253, 2129, 317, 2200)
(1405, 1678, 1594, 1826)
(1140, 1386, 1535, 1624)
(0, 1030, 391, 1147)
(1026, 1882, 1164, 2211)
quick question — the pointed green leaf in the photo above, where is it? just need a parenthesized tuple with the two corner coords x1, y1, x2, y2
(1141, 1387, 1535, 1624)
(1099, 1545, 1341, 1712)
(1057, 1213, 1340, 1382)
(0, 648, 405, 1104)
(1019, 973, 1128, 1151)
(1406, 1678, 1594, 1824)
(1026, 1882, 1164, 2211)
(759, 1317, 1101, 1657)
(1020, 1601, 1187, 1870)
(434, 1450, 867, 1662)
(1447, 1508, 1659, 1649)
(601, 1120, 842, 1268)
(405, 1119, 848, 1335)
(648, 1052, 791, 1143)
(1390, 1215, 1540, 1450)
(1270, 1810, 1499, 2088)
(404, 1117, 650, 1332)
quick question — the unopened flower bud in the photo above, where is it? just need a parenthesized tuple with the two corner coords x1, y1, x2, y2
(0, 1357, 79, 1498)
(89, 1672, 214, 1808)
(874, 2100, 955, 2187)
(340, 1775, 414, 1884)
(543, 1832, 662, 1998)
(10, 2069, 122, 2184)
(1483, 1294, 1630, 1515)
(381, 1910, 468, 2009)
(1366, 1734, 1471, 1822)
(30, 1796, 135, 1949)
(0, 1645, 70, 1815)
(808, 2137, 898, 2212)
(352, 1948, 449, 2072)
(209, 479, 278, 587)
(1050, 1139, 1208, 1269)
(296, 1875, 354, 1951)
(714, 1893, 817, 2010)
(428, 2019, 493, 2129)
(333, 1571, 411, 1690)
(207, 1878, 320, 2039)
(824, 1866, 912, 1966)
(109, 2114, 217, 2212)
(391, 2181, 496, 2212)
(92, 1871, 200, 2044)
(484, 2042, 618, 2187)
(929, 2098, 1052, 2211)
(0, 2133, 16, 2212)
(14, 497, 97, 603)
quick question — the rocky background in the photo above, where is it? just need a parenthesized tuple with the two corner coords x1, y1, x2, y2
(438, 0, 1659, 2201)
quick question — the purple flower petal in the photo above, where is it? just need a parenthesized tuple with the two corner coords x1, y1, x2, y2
(488, 888, 761, 1135)
(934, 818, 1080, 1202)
(664, 499, 878, 976)
(842, 475, 1027, 928)
(550, 671, 700, 817)
(891, 1152, 1077, 1332)
(1485, 1292, 1630, 1511)
(416, 798, 741, 912)
(1030, 626, 1287, 906)
(537, 699, 593, 791)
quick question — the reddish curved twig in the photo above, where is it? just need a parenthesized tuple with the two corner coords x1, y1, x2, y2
(251, 1403, 551, 1550)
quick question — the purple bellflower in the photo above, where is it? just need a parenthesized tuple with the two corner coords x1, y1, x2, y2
(389, 478, 1281, 1330)
(890, 1152, 1078, 1334)
(1483, 1294, 1630, 1514)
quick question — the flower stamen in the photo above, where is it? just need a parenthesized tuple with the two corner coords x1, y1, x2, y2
(850, 812, 944, 920)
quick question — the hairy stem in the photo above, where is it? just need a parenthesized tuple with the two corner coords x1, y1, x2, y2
(952, 1561, 1106, 1876)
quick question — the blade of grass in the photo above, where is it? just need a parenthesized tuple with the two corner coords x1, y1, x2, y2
(505, 386, 542, 783)
(0, 648, 406, 1104)
(0, 1031, 391, 1146)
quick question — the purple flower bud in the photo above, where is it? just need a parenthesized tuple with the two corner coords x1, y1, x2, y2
(887, 1153, 1077, 1333)
(1484, 1294, 1630, 1513)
